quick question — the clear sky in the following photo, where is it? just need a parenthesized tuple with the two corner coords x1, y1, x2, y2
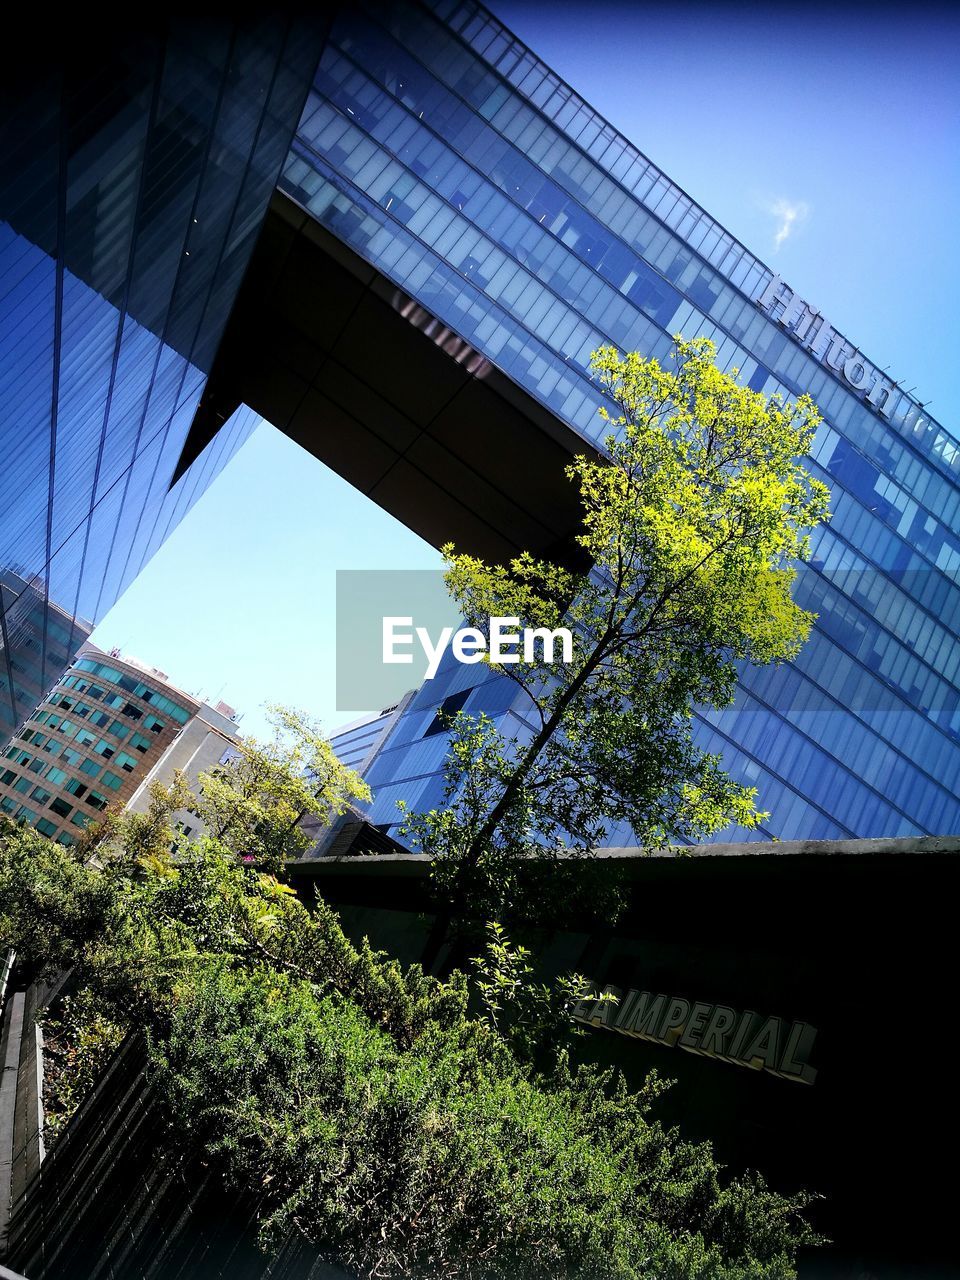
(90, 1, 960, 740)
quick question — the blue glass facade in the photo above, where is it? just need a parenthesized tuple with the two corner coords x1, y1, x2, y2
(0, 18, 321, 748)
(330, 691, 416, 777)
(288, 0, 960, 842)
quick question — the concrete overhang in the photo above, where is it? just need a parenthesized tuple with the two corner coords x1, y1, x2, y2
(175, 189, 600, 568)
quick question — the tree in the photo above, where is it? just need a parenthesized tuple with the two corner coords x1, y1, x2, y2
(401, 338, 829, 938)
(87, 703, 371, 875)
(0, 727, 821, 1279)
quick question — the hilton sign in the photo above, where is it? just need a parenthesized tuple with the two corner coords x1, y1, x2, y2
(756, 274, 926, 435)
(573, 984, 818, 1086)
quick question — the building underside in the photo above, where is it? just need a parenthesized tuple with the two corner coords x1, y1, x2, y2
(177, 189, 595, 570)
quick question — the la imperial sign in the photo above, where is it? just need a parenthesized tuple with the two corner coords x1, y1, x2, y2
(573, 984, 818, 1086)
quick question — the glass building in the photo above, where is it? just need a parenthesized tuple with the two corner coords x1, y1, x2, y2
(3, 2, 958, 845)
(292, 0, 960, 842)
(0, 16, 321, 748)
(329, 691, 416, 775)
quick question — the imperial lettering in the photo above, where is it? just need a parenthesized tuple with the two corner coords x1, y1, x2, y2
(573, 984, 817, 1085)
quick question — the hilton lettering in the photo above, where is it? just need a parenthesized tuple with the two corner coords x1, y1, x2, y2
(756, 275, 903, 423)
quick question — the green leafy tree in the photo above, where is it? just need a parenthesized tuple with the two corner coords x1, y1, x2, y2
(0, 739, 821, 1278)
(401, 338, 829, 937)
(83, 704, 372, 874)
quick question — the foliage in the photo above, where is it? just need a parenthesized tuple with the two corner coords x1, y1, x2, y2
(185, 704, 370, 873)
(0, 772, 821, 1278)
(39, 988, 125, 1144)
(401, 338, 829, 928)
(470, 921, 612, 1071)
(156, 960, 817, 1280)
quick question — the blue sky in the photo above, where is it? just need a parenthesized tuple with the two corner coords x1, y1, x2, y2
(90, 2, 960, 740)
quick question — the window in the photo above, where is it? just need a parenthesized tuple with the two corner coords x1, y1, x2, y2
(102, 771, 123, 791)
(0, 769, 15, 785)
(71, 812, 91, 829)
(85, 790, 109, 812)
(66, 779, 87, 799)
(423, 689, 472, 737)
(61, 747, 82, 767)
(93, 739, 115, 760)
(36, 818, 58, 838)
(50, 797, 72, 818)
(131, 734, 151, 753)
(13, 777, 30, 794)
(30, 786, 51, 805)
(144, 714, 164, 733)
(75, 728, 96, 748)
(79, 759, 101, 778)
(28, 757, 44, 774)
(47, 767, 67, 786)
(122, 702, 142, 720)
(56, 832, 76, 847)
(115, 752, 137, 773)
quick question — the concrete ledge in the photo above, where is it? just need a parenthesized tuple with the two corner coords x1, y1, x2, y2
(288, 833, 960, 879)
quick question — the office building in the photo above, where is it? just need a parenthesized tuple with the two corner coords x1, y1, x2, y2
(125, 697, 241, 839)
(0, 645, 201, 844)
(2, 1, 958, 845)
(253, 0, 959, 844)
(329, 690, 416, 776)
(0, 15, 323, 744)
(0, 571, 92, 747)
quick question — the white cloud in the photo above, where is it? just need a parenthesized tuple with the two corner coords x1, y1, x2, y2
(766, 197, 810, 252)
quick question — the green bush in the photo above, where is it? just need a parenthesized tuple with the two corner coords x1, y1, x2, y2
(1, 787, 819, 1279)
